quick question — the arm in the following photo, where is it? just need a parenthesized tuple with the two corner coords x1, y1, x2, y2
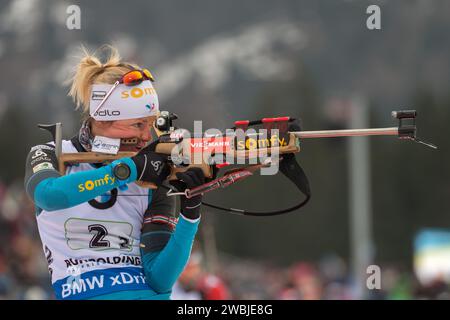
(140, 168, 205, 294)
(140, 186, 200, 294)
(24, 144, 137, 211)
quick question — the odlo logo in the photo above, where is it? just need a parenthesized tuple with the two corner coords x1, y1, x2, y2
(94, 110, 121, 117)
(78, 174, 116, 192)
(151, 161, 162, 172)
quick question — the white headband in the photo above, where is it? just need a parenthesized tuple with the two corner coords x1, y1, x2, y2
(89, 80, 159, 121)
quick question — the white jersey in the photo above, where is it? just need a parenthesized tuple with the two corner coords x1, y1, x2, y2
(35, 140, 152, 299)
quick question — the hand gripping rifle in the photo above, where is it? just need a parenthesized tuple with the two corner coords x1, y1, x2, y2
(38, 110, 436, 216)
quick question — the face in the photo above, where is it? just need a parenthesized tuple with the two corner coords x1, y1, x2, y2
(93, 116, 156, 152)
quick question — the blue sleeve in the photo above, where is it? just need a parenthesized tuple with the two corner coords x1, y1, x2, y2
(33, 158, 137, 211)
(140, 215, 199, 294)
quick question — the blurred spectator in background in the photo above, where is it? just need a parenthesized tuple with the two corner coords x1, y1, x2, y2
(1, 178, 449, 300)
(172, 247, 230, 300)
(0, 180, 53, 299)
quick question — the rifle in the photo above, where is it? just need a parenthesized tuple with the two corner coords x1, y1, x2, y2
(38, 110, 435, 216)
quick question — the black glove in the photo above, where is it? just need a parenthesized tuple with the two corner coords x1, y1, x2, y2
(170, 167, 205, 220)
(131, 142, 171, 185)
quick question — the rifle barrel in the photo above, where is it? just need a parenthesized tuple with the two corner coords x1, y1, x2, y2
(291, 127, 399, 139)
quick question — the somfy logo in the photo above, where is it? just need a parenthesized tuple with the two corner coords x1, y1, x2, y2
(151, 161, 162, 172)
(121, 87, 156, 99)
(78, 174, 116, 192)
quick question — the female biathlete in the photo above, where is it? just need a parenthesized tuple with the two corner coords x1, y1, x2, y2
(24, 46, 205, 300)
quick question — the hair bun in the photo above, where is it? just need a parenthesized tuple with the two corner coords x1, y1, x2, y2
(68, 45, 130, 113)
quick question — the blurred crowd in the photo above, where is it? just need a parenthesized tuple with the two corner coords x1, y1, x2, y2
(173, 250, 450, 300)
(0, 179, 449, 300)
(0, 180, 54, 299)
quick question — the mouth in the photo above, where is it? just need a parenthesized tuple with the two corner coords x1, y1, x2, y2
(119, 142, 145, 153)
(134, 142, 147, 152)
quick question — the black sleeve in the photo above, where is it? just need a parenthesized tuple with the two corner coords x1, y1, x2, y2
(24, 143, 61, 200)
(140, 184, 178, 255)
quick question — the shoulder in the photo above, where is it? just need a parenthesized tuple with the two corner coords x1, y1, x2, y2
(25, 141, 57, 166)
(24, 142, 62, 199)
(28, 141, 55, 153)
(27, 139, 76, 153)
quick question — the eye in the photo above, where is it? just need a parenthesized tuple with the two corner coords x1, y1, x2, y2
(132, 123, 144, 129)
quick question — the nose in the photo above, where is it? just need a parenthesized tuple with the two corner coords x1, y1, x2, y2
(140, 126, 152, 142)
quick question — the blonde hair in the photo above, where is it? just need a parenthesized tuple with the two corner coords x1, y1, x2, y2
(68, 45, 139, 118)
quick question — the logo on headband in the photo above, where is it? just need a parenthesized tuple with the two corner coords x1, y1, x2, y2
(146, 104, 156, 111)
(92, 91, 107, 100)
(90, 81, 159, 121)
(93, 110, 121, 117)
(121, 87, 157, 99)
